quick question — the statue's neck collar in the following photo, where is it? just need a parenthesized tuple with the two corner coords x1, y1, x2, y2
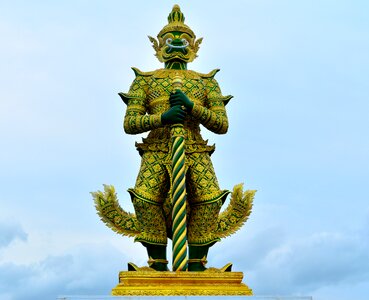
(165, 60, 187, 70)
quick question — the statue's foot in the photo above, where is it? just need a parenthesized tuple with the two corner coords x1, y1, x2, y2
(127, 262, 153, 271)
(188, 256, 233, 272)
(188, 262, 206, 271)
(188, 263, 233, 272)
(127, 260, 169, 271)
(205, 263, 233, 272)
(149, 263, 169, 271)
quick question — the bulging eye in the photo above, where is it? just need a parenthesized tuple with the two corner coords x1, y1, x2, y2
(181, 38, 189, 46)
(166, 38, 173, 44)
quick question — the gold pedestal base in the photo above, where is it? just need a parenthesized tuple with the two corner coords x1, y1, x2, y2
(112, 270, 253, 296)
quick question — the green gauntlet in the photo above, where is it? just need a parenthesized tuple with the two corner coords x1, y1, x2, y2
(161, 105, 186, 125)
(169, 90, 194, 112)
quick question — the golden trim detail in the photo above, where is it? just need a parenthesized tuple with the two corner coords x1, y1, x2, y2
(111, 270, 253, 296)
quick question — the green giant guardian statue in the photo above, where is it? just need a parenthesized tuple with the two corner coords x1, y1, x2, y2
(92, 4, 255, 274)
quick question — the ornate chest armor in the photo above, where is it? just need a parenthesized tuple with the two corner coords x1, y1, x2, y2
(120, 67, 232, 154)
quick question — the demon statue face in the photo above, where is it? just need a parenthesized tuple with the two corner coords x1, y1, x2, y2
(148, 5, 203, 64)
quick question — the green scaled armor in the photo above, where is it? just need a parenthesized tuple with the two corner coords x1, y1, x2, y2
(118, 67, 232, 246)
(92, 4, 256, 271)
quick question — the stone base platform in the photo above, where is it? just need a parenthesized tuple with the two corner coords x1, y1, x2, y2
(111, 270, 253, 296)
(58, 296, 313, 300)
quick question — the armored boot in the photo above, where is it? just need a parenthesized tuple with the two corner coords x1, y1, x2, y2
(145, 243, 169, 271)
(188, 245, 209, 271)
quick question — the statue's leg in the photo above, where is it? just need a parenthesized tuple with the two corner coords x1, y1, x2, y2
(143, 242, 168, 271)
(128, 151, 171, 271)
(187, 201, 222, 271)
(188, 244, 210, 271)
(186, 152, 230, 271)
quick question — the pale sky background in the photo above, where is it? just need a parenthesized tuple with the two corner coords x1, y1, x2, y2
(1, 1, 369, 299)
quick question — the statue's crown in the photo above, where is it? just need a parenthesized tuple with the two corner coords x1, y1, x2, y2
(149, 5, 202, 63)
(168, 4, 185, 23)
(158, 4, 195, 38)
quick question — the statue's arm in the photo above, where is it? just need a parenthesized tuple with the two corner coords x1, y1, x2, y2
(191, 98, 230, 134)
(191, 78, 232, 134)
(120, 75, 186, 134)
(119, 75, 162, 135)
(122, 97, 162, 134)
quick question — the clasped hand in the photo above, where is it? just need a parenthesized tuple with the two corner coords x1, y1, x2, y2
(161, 90, 194, 125)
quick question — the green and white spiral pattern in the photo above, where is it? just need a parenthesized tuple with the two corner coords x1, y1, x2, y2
(171, 125, 188, 271)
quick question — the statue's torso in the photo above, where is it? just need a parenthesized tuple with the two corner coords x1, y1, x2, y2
(135, 68, 216, 154)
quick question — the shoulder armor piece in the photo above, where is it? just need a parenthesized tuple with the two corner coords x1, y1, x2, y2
(197, 69, 220, 79)
(131, 67, 155, 77)
(118, 92, 130, 105)
(221, 95, 233, 106)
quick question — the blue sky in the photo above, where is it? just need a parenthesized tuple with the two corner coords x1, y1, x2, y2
(1, 1, 369, 299)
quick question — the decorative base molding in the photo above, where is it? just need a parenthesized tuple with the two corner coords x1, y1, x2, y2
(111, 270, 253, 296)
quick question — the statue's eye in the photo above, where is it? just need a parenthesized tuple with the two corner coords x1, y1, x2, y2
(181, 38, 189, 46)
(166, 38, 173, 44)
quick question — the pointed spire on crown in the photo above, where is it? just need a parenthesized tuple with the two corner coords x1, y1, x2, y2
(157, 4, 195, 38)
(168, 4, 185, 24)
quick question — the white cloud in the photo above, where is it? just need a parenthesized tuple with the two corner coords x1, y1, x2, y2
(212, 223, 369, 298)
(0, 243, 130, 300)
(0, 222, 27, 249)
(2, 222, 368, 300)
